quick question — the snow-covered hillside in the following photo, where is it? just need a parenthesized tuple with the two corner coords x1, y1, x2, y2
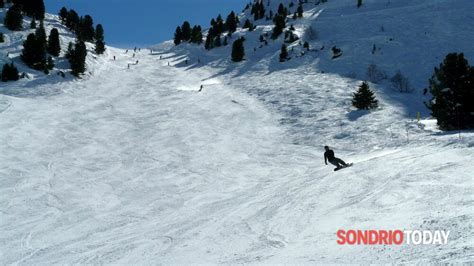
(0, 10, 108, 95)
(1, 0, 473, 264)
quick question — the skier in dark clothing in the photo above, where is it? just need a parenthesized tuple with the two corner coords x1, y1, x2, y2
(324, 146, 348, 169)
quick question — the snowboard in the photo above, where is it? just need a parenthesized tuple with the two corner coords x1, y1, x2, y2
(334, 163, 353, 171)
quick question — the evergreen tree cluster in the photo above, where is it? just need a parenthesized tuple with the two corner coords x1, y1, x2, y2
(12, 0, 45, 20)
(58, 7, 104, 45)
(427, 53, 474, 130)
(1, 63, 19, 82)
(21, 22, 47, 70)
(174, 21, 203, 45)
(250, 0, 265, 21)
(204, 11, 239, 50)
(352, 82, 379, 110)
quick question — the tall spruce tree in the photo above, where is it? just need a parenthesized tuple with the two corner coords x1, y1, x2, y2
(181, 21, 191, 42)
(78, 15, 95, 41)
(204, 34, 213, 50)
(226, 11, 238, 33)
(66, 9, 80, 31)
(231, 37, 245, 62)
(94, 24, 106, 54)
(174, 26, 182, 45)
(0, 0, 4, 8)
(69, 39, 87, 77)
(4, 4, 23, 31)
(427, 53, 474, 130)
(190, 25, 203, 44)
(271, 15, 286, 39)
(0, 33, 4, 43)
(59, 7, 68, 23)
(357, 0, 363, 8)
(30, 18, 36, 29)
(47, 28, 61, 56)
(352, 81, 378, 110)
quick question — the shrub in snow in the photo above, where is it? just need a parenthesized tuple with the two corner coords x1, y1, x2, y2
(427, 53, 474, 130)
(390, 70, 412, 93)
(366, 64, 387, 83)
(352, 81, 379, 110)
(332, 46, 343, 59)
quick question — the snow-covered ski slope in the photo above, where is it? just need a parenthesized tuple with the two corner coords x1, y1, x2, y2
(1, 0, 474, 264)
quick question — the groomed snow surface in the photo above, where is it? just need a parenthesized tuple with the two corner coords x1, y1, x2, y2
(1, 0, 474, 264)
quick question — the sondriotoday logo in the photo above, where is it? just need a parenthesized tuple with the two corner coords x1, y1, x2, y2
(336, 230, 450, 245)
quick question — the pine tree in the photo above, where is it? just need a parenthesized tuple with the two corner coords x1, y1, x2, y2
(303, 41, 310, 51)
(15, 0, 45, 20)
(277, 3, 286, 16)
(94, 24, 106, 54)
(21, 33, 46, 70)
(174, 26, 182, 45)
(357, 0, 363, 8)
(181, 21, 191, 42)
(226, 11, 237, 33)
(271, 15, 286, 39)
(204, 34, 213, 50)
(0, 33, 4, 43)
(190, 25, 203, 44)
(243, 19, 253, 30)
(279, 44, 288, 62)
(69, 39, 87, 77)
(214, 35, 221, 47)
(78, 15, 95, 42)
(66, 9, 80, 31)
(35, 20, 47, 46)
(231, 37, 245, 62)
(30, 18, 36, 29)
(352, 81, 378, 110)
(427, 53, 474, 130)
(0, 0, 4, 8)
(59, 7, 68, 23)
(46, 56, 54, 70)
(297, 4, 304, 18)
(47, 28, 61, 56)
(1, 63, 20, 82)
(4, 5, 23, 31)
(65, 42, 74, 59)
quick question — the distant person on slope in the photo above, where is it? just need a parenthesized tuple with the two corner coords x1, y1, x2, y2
(324, 146, 348, 169)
